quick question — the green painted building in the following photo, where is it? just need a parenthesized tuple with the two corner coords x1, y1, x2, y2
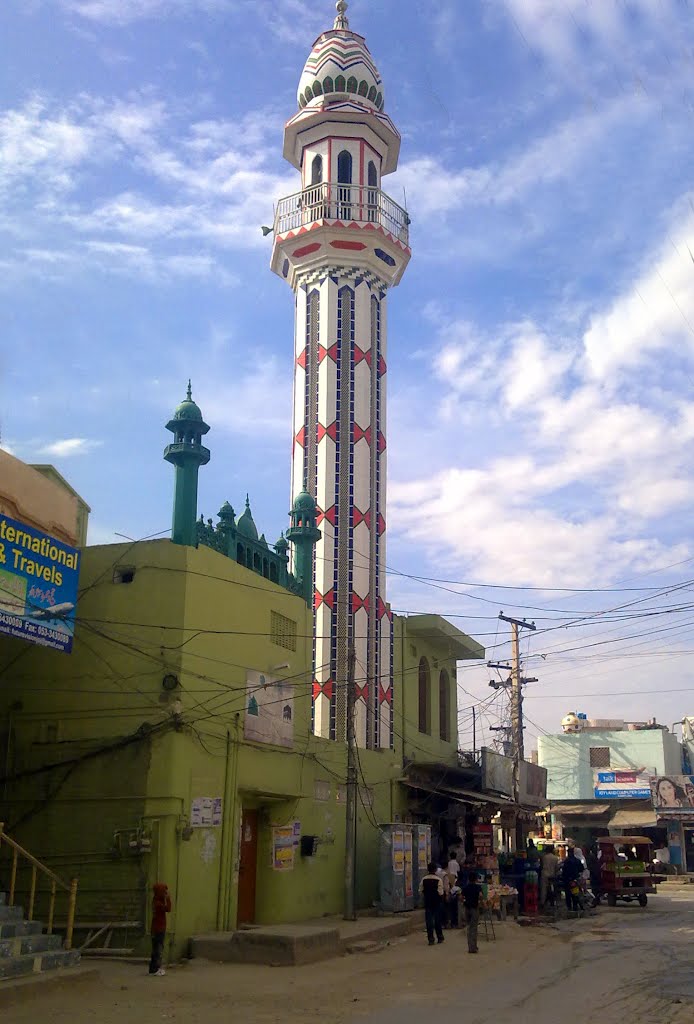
(0, 387, 484, 958)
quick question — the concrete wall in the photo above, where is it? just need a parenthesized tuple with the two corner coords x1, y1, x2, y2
(392, 617, 460, 768)
(538, 728, 682, 801)
(0, 450, 85, 547)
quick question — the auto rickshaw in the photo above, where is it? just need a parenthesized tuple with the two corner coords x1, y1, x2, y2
(597, 835, 664, 907)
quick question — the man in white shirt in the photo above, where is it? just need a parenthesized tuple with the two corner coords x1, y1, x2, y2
(446, 851, 461, 881)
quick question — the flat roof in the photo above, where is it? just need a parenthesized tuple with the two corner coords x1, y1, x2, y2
(402, 614, 485, 661)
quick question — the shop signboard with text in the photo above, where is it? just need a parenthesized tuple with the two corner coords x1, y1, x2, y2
(0, 513, 80, 653)
(593, 770, 652, 799)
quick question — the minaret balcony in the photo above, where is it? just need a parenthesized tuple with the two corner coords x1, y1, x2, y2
(274, 182, 410, 246)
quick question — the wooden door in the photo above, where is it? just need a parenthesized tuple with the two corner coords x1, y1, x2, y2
(238, 809, 258, 925)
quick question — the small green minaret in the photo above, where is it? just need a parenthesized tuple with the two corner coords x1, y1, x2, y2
(164, 382, 210, 546)
(285, 490, 321, 608)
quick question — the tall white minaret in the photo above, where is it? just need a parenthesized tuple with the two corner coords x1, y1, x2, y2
(271, 1, 410, 748)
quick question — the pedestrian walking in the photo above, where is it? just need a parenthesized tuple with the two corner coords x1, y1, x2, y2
(447, 878, 461, 928)
(462, 870, 483, 954)
(148, 882, 172, 975)
(419, 861, 445, 945)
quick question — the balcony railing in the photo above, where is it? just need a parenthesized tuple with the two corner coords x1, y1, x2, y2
(274, 182, 410, 246)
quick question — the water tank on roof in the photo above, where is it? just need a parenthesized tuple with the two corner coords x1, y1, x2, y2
(561, 712, 582, 734)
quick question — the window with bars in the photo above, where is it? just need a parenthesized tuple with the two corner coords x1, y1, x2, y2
(589, 746, 611, 768)
(271, 611, 297, 652)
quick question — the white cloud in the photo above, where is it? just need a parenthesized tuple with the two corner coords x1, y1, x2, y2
(389, 202, 694, 587)
(39, 438, 103, 457)
(583, 202, 694, 380)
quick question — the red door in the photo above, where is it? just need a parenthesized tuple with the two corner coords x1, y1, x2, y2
(238, 810, 258, 925)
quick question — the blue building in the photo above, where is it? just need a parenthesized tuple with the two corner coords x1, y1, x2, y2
(538, 711, 684, 865)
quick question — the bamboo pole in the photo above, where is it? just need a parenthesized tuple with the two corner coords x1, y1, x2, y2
(65, 878, 78, 950)
(9, 849, 18, 906)
(47, 880, 57, 935)
(28, 865, 37, 921)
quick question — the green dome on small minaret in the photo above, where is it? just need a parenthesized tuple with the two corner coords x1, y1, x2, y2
(286, 489, 320, 607)
(164, 381, 211, 547)
(292, 490, 316, 515)
(167, 380, 209, 430)
(274, 533, 288, 557)
(236, 495, 259, 541)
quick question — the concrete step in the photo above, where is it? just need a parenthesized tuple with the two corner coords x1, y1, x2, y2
(0, 906, 23, 923)
(0, 934, 63, 957)
(0, 950, 79, 981)
(0, 921, 42, 940)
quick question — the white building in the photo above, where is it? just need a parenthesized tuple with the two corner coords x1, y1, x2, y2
(271, 1, 410, 748)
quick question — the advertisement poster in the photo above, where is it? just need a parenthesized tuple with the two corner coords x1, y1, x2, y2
(392, 829, 404, 873)
(651, 775, 694, 815)
(417, 831, 428, 871)
(0, 514, 81, 653)
(272, 825, 296, 871)
(404, 831, 413, 898)
(244, 671, 294, 748)
(473, 823, 493, 855)
(191, 797, 223, 827)
(594, 770, 652, 799)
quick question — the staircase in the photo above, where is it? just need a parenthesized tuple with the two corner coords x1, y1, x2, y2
(0, 891, 79, 980)
(0, 823, 80, 983)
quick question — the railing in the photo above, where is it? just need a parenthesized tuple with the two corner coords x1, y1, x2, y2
(274, 182, 410, 245)
(0, 822, 78, 950)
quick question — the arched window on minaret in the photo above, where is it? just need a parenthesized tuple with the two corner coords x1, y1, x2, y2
(311, 154, 323, 185)
(367, 160, 378, 222)
(418, 657, 431, 735)
(439, 669, 450, 742)
(337, 150, 352, 220)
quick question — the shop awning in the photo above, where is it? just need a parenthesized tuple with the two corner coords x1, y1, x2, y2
(609, 808, 658, 829)
(400, 779, 514, 807)
(553, 803, 611, 819)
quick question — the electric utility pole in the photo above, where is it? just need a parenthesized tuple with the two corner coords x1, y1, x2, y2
(344, 644, 357, 921)
(498, 613, 536, 849)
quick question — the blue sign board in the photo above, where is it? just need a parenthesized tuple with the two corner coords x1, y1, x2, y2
(0, 513, 81, 653)
(595, 788, 651, 799)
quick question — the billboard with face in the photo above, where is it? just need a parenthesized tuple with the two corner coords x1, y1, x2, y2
(651, 775, 694, 815)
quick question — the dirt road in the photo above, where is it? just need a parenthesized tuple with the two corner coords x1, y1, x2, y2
(8, 888, 694, 1024)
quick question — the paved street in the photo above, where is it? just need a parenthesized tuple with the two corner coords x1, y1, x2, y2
(6, 888, 694, 1024)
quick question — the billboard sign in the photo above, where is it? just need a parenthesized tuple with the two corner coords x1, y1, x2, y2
(651, 775, 694, 816)
(0, 513, 80, 653)
(519, 760, 547, 808)
(481, 747, 514, 797)
(594, 770, 652, 799)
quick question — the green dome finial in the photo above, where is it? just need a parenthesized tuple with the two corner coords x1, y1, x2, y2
(237, 495, 258, 541)
(186, 379, 192, 401)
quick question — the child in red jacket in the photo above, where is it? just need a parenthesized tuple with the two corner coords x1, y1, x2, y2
(148, 882, 172, 976)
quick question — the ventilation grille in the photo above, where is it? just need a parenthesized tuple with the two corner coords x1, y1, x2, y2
(271, 611, 297, 652)
(589, 746, 611, 768)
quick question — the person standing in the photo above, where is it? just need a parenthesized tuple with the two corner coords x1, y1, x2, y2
(462, 871, 483, 954)
(148, 882, 172, 976)
(446, 850, 461, 881)
(561, 849, 583, 911)
(419, 861, 445, 946)
(540, 845, 560, 908)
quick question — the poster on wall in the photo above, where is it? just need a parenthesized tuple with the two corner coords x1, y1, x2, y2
(651, 775, 694, 815)
(0, 513, 81, 653)
(272, 825, 296, 871)
(392, 830, 404, 873)
(473, 823, 493, 856)
(417, 831, 429, 871)
(244, 670, 294, 748)
(191, 797, 222, 827)
(594, 770, 652, 799)
(404, 831, 413, 899)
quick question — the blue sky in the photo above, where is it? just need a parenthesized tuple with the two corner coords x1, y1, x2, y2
(2, 0, 694, 745)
